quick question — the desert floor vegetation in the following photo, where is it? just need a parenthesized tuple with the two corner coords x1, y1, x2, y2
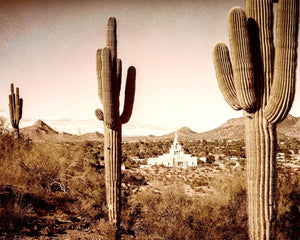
(0, 127, 299, 239)
(121, 165, 299, 240)
(0, 127, 108, 238)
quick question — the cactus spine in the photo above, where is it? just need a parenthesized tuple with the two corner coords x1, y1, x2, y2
(9, 83, 23, 138)
(95, 17, 136, 226)
(213, 0, 298, 239)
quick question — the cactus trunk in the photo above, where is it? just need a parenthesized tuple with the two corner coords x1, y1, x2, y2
(213, 0, 298, 239)
(245, 112, 276, 239)
(13, 126, 20, 139)
(104, 124, 121, 224)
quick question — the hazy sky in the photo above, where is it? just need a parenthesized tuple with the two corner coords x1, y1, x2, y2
(0, 0, 299, 135)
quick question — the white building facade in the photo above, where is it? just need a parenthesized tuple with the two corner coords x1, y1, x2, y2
(147, 131, 197, 167)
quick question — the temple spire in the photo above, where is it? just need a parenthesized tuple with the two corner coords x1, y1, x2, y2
(173, 129, 178, 146)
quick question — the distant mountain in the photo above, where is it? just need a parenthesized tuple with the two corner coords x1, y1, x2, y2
(125, 114, 300, 142)
(160, 127, 198, 139)
(123, 127, 199, 142)
(22, 120, 59, 141)
(197, 115, 300, 141)
(80, 131, 104, 141)
(178, 127, 197, 135)
(21, 120, 103, 142)
(32, 119, 58, 135)
(196, 114, 300, 141)
(21, 115, 300, 142)
(197, 118, 245, 140)
(124, 121, 246, 142)
(277, 115, 300, 140)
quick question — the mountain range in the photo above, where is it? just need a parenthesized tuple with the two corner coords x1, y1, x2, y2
(194, 114, 300, 141)
(22, 120, 104, 142)
(21, 115, 300, 142)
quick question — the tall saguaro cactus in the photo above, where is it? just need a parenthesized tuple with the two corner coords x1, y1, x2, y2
(95, 17, 136, 227)
(9, 83, 23, 138)
(213, 0, 298, 239)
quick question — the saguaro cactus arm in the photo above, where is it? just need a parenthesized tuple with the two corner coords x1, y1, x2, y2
(9, 94, 15, 127)
(96, 48, 103, 103)
(213, 43, 241, 110)
(264, 0, 299, 124)
(228, 7, 256, 111)
(213, 7, 256, 112)
(15, 88, 23, 124)
(117, 58, 122, 94)
(120, 66, 136, 124)
(95, 108, 104, 121)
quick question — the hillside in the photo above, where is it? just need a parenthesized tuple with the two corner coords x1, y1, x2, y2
(277, 115, 300, 140)
(197, 118, 245, 140)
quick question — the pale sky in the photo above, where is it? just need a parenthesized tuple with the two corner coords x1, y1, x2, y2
(0, 0, 299, 136)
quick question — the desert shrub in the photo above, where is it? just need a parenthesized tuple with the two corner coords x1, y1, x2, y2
(0, 185, 72, 236)
(206, 154, 216, 164)
(121, 171, 248, 240)
(0, 128, 106, 236)
(190, 178, 208, 188)
(56, 141, 106, 220)
(0, 132, 35, 188)
(122, 168, 300, 239)
(276, 167, 300, 239)
(123, 159, 140, 169)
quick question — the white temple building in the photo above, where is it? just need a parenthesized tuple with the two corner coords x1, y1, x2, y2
(147, 131, 198, 167)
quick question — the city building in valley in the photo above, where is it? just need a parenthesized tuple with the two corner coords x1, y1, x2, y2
(147, 131, 197, 167)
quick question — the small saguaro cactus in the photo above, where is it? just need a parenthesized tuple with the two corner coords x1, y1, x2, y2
(95, 17, 136, 227)
(9, 83, 23, 138)
(213, 0, 298, 239)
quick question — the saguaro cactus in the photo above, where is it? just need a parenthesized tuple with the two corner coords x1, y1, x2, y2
(213, 0, 298, 239)
(9, 83, 23, 138)
(95, 17, 136, 227)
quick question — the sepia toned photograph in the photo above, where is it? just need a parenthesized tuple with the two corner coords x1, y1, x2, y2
(0, 0, 299, 239)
